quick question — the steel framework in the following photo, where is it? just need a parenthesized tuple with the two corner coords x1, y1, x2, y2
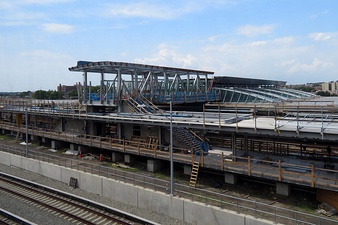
(69, 61, 220, 110)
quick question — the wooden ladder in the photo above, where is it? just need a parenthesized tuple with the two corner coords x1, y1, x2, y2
(16, 132, 21, 141)
(189, 161, 200, 187)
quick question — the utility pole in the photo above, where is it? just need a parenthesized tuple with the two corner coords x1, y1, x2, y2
(170, 101, 174, 196)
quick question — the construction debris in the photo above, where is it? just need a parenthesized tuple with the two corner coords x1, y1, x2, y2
(316, 202, 338, 217)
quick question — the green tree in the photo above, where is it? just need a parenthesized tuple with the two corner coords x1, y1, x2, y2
(316, 91, 337, 96)
(33, 90, 48, 99)
(68, 89, 78, 98)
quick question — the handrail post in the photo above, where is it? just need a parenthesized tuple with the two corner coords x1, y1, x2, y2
(221, 152, 224, 170)
(123, 139, 125, 152)
(203, 103, 205, 129)
(191, 147, 194, 164)
(218, 103, 221, 130)
(278, 160, 282, 181)
(311, 164, 315, 187)
(138, 142, 140, 155)
(248, 156, 251, 176)
(154, 144, 157, 158)
(201, 150, 204, 167)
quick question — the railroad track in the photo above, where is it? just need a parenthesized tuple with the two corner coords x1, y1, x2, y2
(0, 208, 35, 225)
(0, 173, 157, 225)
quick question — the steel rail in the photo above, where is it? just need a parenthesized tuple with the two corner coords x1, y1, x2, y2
(0, 174, 156, 225)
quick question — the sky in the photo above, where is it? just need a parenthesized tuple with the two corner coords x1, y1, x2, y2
(1, 0, 338, 92)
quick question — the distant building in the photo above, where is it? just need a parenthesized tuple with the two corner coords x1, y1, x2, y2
(57, 84, 76, 92)
(322, 81, 338, 93)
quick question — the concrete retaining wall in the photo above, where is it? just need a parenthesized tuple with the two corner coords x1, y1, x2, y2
(0, 151, 275, 225)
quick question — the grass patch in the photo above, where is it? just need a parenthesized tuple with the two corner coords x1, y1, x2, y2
(154, 172, 167, 180)
(108, 163, 139, 172)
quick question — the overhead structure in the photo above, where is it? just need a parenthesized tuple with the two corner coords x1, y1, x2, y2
(69, 61, 220, 111)
(69, 61, 316, 112)
(212, 76, 316, 103)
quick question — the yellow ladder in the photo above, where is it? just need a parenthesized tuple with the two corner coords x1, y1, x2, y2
(189, 161, 200, 187)
(16, 132, 21, 141)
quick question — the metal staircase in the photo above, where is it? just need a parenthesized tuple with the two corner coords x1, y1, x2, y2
(173, 127, 208, 155)
(50, 118, 62, 130)
(189, 161, 200, 187)
(124, 96, 163, 114)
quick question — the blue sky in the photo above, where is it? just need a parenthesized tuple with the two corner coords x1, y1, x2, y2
(1, 0, 338, 92)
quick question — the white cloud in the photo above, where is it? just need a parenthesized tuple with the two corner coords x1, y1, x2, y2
(250, 41, 267, 47)
(288, 58, 333, 73)
(105, 3, 193, 20)
(310, 10, 328, 19)
(104, 1, 237, 20)
(277, 59, 297, 67)
(194, 32, 338, 84)
(135, 44, 195, 68)
(41, 23, 74, 33)
(309, 32, 333, 42)
(237, 24, 275, 37)
(206, 34, 228, 42)
(273, 36, 294, 45)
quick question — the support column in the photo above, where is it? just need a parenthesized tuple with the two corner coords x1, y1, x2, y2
(117, 123, 122, 141)
(51, 140, 63, 150)
(83, 71, 88, 104)
(111, 152, 123, 162)
(100, 71, 104, 104)
(117, 67, 122, 112)
(184, 165, 192, 175)
(78, 145, 89, 154)
(41, 137, 51, 145)
(124, 154, 134, 165)
(60, 118, 65, 132)
(158, 127, 162, 146)
(231, 133, 236, 161)
(147, 159, 164, 172)
(276, 182, 291, 196)
(224, 172, 238, 184)
(244, 135, 248, 156)
(30, 135, 39, 142)
(70, 143, 78, 151)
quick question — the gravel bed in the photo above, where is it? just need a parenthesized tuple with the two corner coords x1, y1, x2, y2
(0, 163, 190, 225)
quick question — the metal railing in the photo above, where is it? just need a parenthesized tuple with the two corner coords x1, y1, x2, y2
(0, 143, 337, 225)
(1, 120, 338, 192)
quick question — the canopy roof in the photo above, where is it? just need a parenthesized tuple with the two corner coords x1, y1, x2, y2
(69, 61, 214, 76)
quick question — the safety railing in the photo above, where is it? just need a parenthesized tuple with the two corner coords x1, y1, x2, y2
(1, 120, 338, 192)
(221, 154, 338, 191)
(0, 143, 337, 225)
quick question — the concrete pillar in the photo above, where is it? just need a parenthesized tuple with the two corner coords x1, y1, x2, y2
(276, 182, 291, 196)
(30, 135, 39, 142)
(51, 140, 62, 150)
(70, 143, 78, 151)
(124, 154, 134, 165)
(224, 172, 238, 184)
(184, 165, 192, 175)
(42, 137, 51, 145)
(112, 152, 123, 162)
(78, 145, 89, 154)
(147, 159, 164, 172)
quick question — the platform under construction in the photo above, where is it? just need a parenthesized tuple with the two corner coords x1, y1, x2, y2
(1, 61, 338, 206)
